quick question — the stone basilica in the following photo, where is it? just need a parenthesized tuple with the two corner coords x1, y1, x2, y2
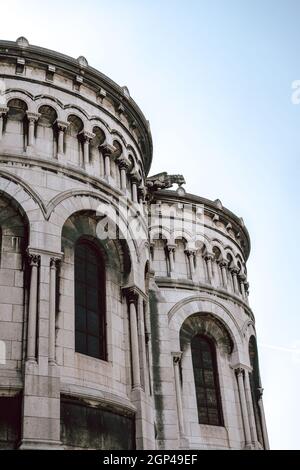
(0, 37, 269, 450)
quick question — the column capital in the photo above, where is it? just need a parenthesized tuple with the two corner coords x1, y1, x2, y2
(167, 243, 176, 252)
(55, 119, 69, 131)
(0, 106, 9, 116)
(257, 387, 264, 399)
(122, 285, 147, 303)
(234, 367, 245, 377)
(130, 170, 142, 184)
(219, 259, 228, 268)
(238, 273, 247, 282)
(50, 257, 61, 269)
(185, 249, 195, 257)
(117, 157, 130, 170)
(204, 252, 214, 261)
(79, 130, 95, 141)
(26, 111, 40, 122)
(100, 143, 116, 156)
(172, 351, 183, 364)
(230, 265, 239, 274)
(27, 253, 40, 267)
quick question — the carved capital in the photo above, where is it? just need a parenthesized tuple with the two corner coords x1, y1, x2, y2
(185, 249, 195, 257)
(219, 259, 228, 268)
(28, 253, 40, 267)
(130, 170, 142, 184)
(50, 257, 61, 269)
(257, 387, 264, 399)
(26, 111, 40, 123)
(100, 143, 116, 156)
(117, 157, 130, 170)
(55, 120, 69, 131)
(79, 130, 95, 142)
(0, 106, 8, 116)
(167, 244, 176, 253)
(172, 351, 183, 364)
(204, 252, 214, 261)
(235, 367, 245, 377)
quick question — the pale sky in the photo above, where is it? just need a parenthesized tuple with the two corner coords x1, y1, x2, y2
(1, 0, 299, 450)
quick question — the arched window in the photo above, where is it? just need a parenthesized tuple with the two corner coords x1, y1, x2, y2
(75, 238, 106, 360)
(191, 335, 223, 426)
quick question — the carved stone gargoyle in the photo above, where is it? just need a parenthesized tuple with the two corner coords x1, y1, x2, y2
(146, 172, 186, 192)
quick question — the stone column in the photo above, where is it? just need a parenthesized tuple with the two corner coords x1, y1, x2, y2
(81, 131, 95, 167)
(185, 250, 195, 279)
(167, 244, 176, 275)
(244, 369, 258, 446)
(0, 106, 8, 140)
(235, 367, 252, 448)
(49, 257, 60, 365)
(26, 112, 40, 147)
(130, 172, 141, 203)
(219, 260, 228, 288)
(257, 388, 270, 449)
(117, 158, 130, 190)
(101, 144, 115, 178)
(172, 352, 185, 437)
(27, 254, 40, 362)
(204, 253, 213, 283)
(56, 120, 68, 156)
(231, 267, 240, 294)
(238, 273, 247, 299)
(138, 296, 149, 393)
(125, 289, 141, 389)
(138, 185, 146, 205)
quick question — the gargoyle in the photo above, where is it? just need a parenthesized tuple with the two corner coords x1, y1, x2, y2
(146, 172, 186, 191)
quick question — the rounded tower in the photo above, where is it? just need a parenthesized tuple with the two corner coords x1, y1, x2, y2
(0, 38, 268, 450)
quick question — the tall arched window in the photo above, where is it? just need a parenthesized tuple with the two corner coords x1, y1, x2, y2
(75, 238, 106, 360)
(191, 335, 223, 426)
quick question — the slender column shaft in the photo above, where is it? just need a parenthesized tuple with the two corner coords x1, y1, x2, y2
(28, 120, 35, 146)
(167, 246, 175, 274)
(173, 353, 185, 436)
(232, 271, 239, 293)
(0, 116, 3, 139)
(49, 259, 58, 364)
(138, 297, 149, 393)
(104, 154, 111, 176)
(205, 255, 213, 283)
(236, 368, 252, 446)
(221, 264, 228, 287)
(83, 139, 89, 166)
(129, 300, 141, 388)
(132, 182, 138, 202)
(0, 108, 8, 140)
(27, 256, 40, 361)
(244, 370, 258, 444)
(58, 129, 64, 154)
(120, 167, 127, 189)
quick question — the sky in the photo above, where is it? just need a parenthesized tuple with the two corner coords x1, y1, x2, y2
(1, 0, 299, 449)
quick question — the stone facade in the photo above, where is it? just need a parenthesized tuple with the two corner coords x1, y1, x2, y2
(0, 37, 269, 450)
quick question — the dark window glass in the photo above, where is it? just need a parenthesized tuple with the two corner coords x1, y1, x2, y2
(75, 239, 106, 360)
(191, 335, 223, 426)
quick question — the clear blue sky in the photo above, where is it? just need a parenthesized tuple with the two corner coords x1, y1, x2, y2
(2, 0, 299, 449)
